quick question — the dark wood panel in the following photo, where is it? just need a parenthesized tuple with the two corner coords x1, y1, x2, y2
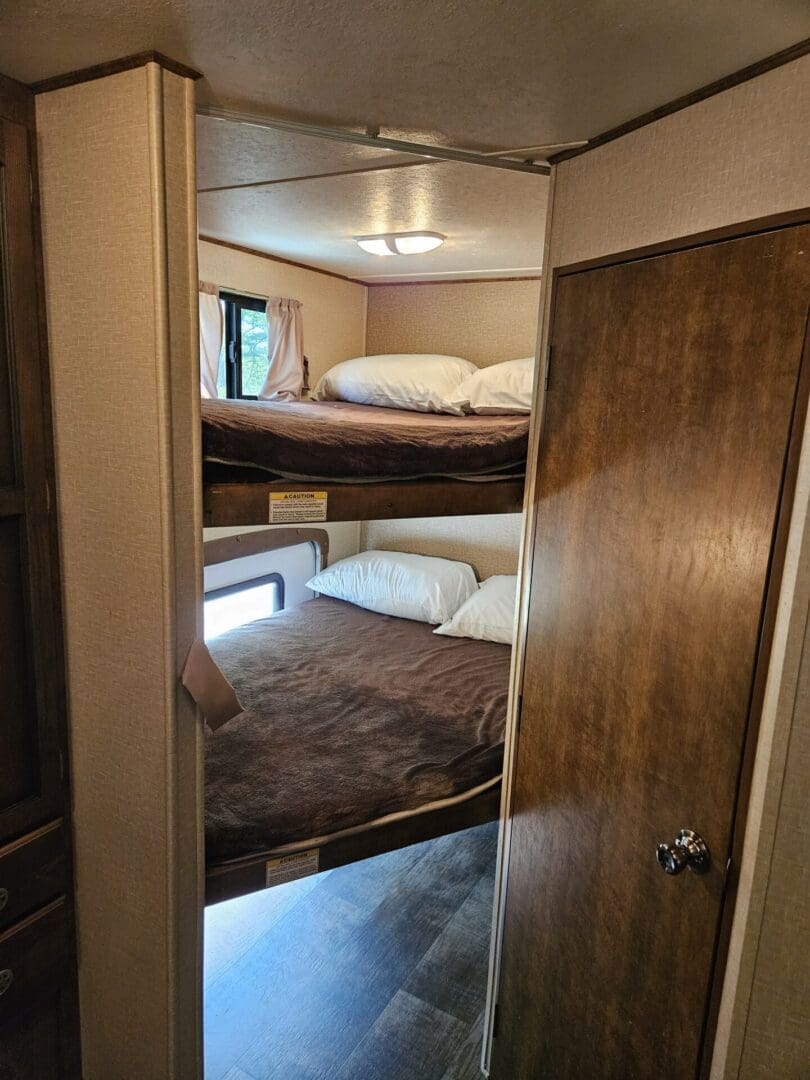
(0, 75, 34, 130)
(0, 903, 80, 1080)
(494, 221, 810, 1078)
(0, 519, 36, 809)
(29, 50, 202, 94)
(204, 476, 525, 526)
(0, 900, 67, 1020)
(0, 78, 80, 1075)
(203, 526, 329, 570)
(206, 784, 500, 905)
(0, 117, 64, 844)
(0, 821, 66, 933)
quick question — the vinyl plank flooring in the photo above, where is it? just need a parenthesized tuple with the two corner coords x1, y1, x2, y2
(404, 872, 495, 1024)
(221, 1068, 257, 1080)
(205, 822, 498, 1080)
(333, 990, 468, 1080)
(440, 1009, 486, 1080)
(205, 871, 330, 988)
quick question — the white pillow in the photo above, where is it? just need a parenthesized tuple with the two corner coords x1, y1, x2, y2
(306, 550, 477, 624)
(451, 357, 535, 414)
(312, 354, 477, 414)
(434, 575, 517, 644)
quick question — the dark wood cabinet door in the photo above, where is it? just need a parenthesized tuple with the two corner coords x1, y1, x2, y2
(493, 220, 810, 1079)
(0, 77, 80, 1078)
(0, 114, 65, 846)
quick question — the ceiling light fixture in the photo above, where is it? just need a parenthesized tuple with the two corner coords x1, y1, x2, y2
(355, 231, 445, 256)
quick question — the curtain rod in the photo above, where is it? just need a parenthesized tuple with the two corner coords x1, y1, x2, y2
(195, 105, 586, 176)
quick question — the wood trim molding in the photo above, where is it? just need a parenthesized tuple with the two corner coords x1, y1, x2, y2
(0, 71, 34, 128)
(30, 51, 202, 94)
(365, 275, 542, 287)
(550, 36, 810, 165)
(203, 526, 329, 571)
(199, 234, 367, 286)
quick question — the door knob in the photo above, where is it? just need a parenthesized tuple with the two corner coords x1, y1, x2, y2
(656, 829, 709, 875)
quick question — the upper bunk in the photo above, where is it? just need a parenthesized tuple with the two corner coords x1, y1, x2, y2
(196, 112, 547, 526)
(202, 397, 528, 525)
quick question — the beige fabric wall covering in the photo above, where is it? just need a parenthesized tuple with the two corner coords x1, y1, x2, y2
(361, 278, 537, 575)
(549, 57, 810, 268)
(732, 424, 810, 1080)
(366, 279, 541, 367)
(361, 515, 523, 580)
(198, 239, 367, 388)
(510, 51, 810, 1080)
(36, 64, 202, 1079)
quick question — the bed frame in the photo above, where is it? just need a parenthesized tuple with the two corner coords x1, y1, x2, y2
(205, 784, 501, 905)
(203, 473, 525, 526)
(202, 526, 503, 904)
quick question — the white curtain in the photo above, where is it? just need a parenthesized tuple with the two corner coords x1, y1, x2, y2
(199, 283, 223, 398)
(259, 297, 304, 401)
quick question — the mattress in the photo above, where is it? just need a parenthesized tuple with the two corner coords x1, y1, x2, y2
(205, 596, 510, 863)
(201, 398, 529, 482)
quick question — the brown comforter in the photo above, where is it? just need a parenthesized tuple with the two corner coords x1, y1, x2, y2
(206, 596, 510, 863)
(201, 398, 529, 481)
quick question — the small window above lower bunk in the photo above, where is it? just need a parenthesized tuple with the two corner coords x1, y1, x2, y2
(204, 572, 284, 640)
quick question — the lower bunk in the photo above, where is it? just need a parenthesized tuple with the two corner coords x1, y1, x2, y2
(204, 595, 510, 905)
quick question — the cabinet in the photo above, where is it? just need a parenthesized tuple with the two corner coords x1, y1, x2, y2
(0, 74, 81, 1079)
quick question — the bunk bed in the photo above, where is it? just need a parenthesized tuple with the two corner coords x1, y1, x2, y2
(202, 529, 510, 904)
(202, 398, 529, 526)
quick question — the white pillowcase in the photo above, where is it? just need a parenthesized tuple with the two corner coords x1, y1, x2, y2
(451, 357, 535, 414)
(312, 354, 477, 414)
(306, 550, 478, 625)
(434, 574, 517, 644)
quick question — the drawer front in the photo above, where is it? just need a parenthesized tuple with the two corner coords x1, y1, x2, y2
(0, 899, 68, 1022)
(0, 821, 65, 933)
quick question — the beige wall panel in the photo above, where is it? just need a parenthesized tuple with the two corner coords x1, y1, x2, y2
(365, 279, 541, 366)
(197, 239, 367, 387)
(531, 52, 810, 1080)
(37, 64, 201, 1079)
(550, 56, 810, 268)
(363, 278, 538, 575)
(361, 514, 522, 580)
(741, 603, 810, 1078)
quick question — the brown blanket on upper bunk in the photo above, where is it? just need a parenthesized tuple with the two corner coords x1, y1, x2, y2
(205, 596, 510, 862)
(201, 398, 529, 481)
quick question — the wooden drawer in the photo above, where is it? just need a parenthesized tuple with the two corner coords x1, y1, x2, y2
(0, 821, 65, 933)
(0, 899, 69, 1022)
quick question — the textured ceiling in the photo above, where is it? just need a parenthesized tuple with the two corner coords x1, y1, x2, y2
(197, 118, 548, 282)
(196, 118, 417, 191)
(3, 1, 809, 151)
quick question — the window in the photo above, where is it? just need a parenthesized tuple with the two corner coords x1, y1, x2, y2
(204, 573, 285, 640)
(219, 291, 270, 399)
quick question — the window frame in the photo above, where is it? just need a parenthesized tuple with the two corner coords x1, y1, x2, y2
(220, 290, 268, 400)
(204, 571, 285, 612)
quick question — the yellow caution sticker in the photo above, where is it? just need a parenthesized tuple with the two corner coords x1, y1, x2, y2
(265, 849, 320, 887)
(269, 490, 328, 523)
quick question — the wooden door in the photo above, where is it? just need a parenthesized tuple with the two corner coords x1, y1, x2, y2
(492, 219, 810, 1079)
(0, 76, 81, 1078)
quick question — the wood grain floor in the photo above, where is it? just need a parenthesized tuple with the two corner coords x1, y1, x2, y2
(205, 822, 498, 1080)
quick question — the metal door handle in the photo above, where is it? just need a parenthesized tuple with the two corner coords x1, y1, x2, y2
(656, 829, 709, 875)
